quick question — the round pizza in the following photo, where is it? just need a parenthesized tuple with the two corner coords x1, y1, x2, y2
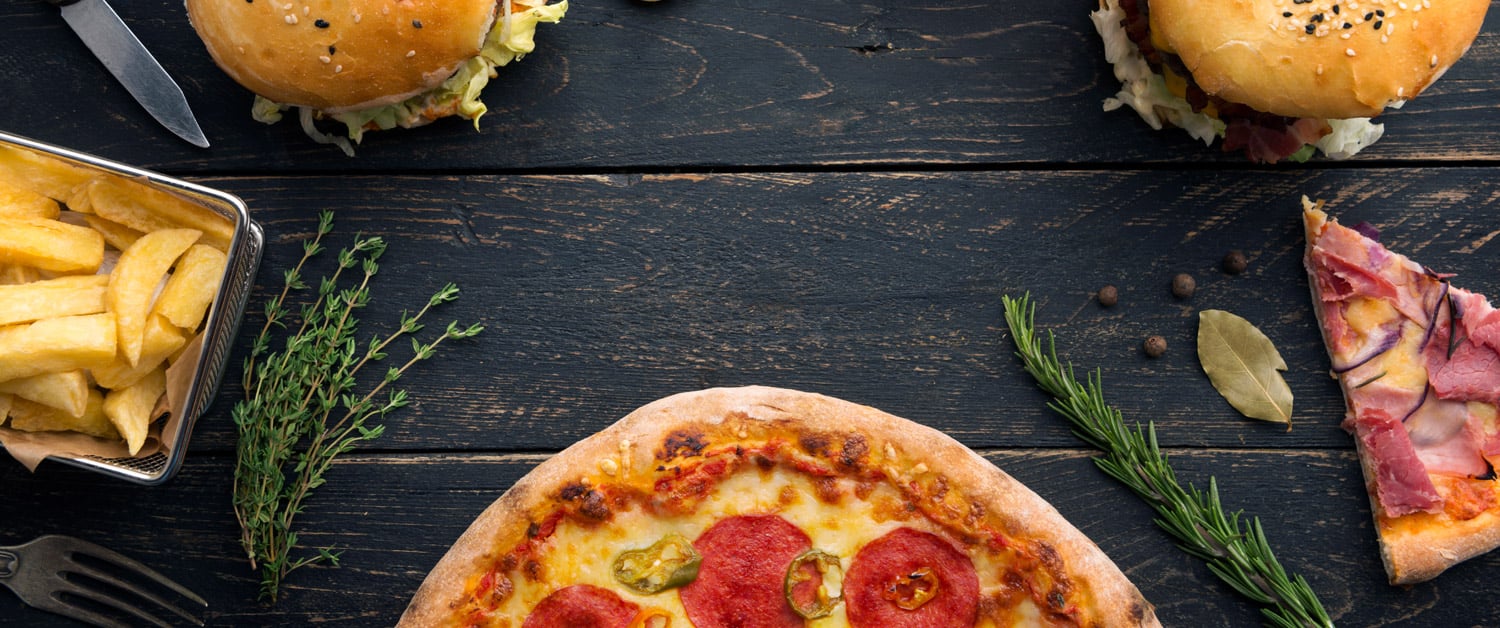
(399, 386, 1160, 627)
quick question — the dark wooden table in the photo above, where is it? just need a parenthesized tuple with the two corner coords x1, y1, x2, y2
(3, 1, 1499, 625)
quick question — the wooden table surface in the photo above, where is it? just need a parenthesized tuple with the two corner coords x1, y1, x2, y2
(3, 1, 1499, 626)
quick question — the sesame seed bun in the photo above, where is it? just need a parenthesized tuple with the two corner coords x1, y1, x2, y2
(186, 0, 498, 112)
(1148, 0, 1489, 119)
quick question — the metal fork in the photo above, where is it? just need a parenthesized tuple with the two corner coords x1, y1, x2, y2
(0, 535, 207, 627)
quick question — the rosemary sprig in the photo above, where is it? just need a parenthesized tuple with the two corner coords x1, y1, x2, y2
(1001, 294, 1332, 628)
(232, 211, 483, 602)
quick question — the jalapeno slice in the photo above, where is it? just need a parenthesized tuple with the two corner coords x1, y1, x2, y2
(882, 566, 939, 610)
(612, 533, 701, 595)
(784, 549, 844, 619)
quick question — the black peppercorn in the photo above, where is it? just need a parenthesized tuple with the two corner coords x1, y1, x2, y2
(1144, 335, 1167, 358)
(1098, 285, 1118, 307)
(1171, 273, 1196, 299)
(1222, 250, 1248, 275)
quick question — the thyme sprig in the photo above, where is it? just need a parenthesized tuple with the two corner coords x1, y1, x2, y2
(232, 211, 483, 602)
(1001, 294, 1332, 628)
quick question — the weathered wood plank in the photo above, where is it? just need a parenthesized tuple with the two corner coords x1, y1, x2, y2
(1, 449, 1494, 627)
(151, 168, 1500, 453)
(1, 1, 1496, 169)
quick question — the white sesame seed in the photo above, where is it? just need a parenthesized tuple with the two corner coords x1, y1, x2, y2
(282, 3, 291, 9)
(406, 50, 416, 58)
(1398, 2, 1407, 8)
(1397, 86, 1405, 97)
(335, 65, 343, 73)
(1341, 32, 1352, 39)
(319, 55, 331, 64)
(1346, 48, 1357, 56)
(1381, 34, 1389, 43)
(353, 12, 361, 23)
(284, 15, 296, 24)
(1387, 24, 1394, 34)
(1412, 20, 1419, 29)
(1317, 64, 1325, 75)
(381, 7, 389, 14)
(1431, 54, 1439, 66)
(303, 6, 309, 15)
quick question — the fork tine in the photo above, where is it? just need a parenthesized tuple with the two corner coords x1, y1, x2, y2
(64, 538, 208, 607)
(62, 560, 205, 626)
(55, 582, 175, 628)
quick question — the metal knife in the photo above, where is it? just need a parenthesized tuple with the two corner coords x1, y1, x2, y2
(46, 0, 210, 148)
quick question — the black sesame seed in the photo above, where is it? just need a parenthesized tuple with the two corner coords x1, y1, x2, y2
(1374, 20, 1383, 29)
(1376, 9, 1385, 16)
(1304, 24, 1315, 33)
(328, 45, 336, 54)
(1283, 11, 1293, 17)
(1332, 4, 1340, 14)
(1313, 13, 1324, 22)
(412, 19, 423, 28)
(315, 18, 329, 28)
(1364, 12, 1375, 19)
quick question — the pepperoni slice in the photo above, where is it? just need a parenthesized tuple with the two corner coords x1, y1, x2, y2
(844, 527, 980, 628)
(522, 584, 639, 628)
(679, 514, 811, 628)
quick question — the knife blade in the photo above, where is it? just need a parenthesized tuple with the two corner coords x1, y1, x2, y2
(49, 0, 209, 148)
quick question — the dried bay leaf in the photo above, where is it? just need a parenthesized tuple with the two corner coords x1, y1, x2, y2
(1197, 309, 1293, 425)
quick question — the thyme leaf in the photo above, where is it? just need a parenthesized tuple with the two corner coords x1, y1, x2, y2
(232, 212, 483, 602)
(1001, 294, 1332, 628)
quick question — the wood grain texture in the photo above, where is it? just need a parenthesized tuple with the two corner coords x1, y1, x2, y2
(0, 0, 1495, 170)
(151, 168, 1499, 453)
(2, 449, 1497, 627)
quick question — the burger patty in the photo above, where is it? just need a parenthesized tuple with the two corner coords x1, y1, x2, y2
(1117, 0, 1331, 163)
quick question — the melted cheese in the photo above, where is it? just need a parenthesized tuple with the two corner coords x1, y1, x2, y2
(1373, 322, 1429, 392)
(493, 465, 1041, 626)
(1345, 297, 1397, 339)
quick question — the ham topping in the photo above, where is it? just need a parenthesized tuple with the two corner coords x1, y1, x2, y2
(1344, 410, 1443, 516)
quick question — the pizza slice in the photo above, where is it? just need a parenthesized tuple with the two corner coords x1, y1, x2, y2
(1303, 199, 1500, 585)
(399, 386, 1161, 627)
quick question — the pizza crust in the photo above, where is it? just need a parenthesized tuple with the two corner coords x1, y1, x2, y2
(399, 386, 1160, 626)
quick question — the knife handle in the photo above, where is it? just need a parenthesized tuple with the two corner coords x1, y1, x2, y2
(45, 0, 83, 6)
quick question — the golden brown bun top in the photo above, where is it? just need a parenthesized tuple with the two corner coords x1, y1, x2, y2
(1149, 0, 1490, 119)
(187, 0, 497, 112)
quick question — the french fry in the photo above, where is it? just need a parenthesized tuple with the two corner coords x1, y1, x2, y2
(92, 314, 188, 389)
(0, 145, 95, 201)
(103, 367, 164, 455)
(0, 274, 108, 326)
(0, 264, 40, 285)
(8, 390, 116, 440)
(152, 244, 227, 330)
(83, 214, 143, 251)
(0, 370, 89, 418)
(0, 314, 116, 383)
(0, 178, 61, 219)
(0, 216, 105, 273)
(108, 228, 200, 366)
(86, 177, 233, 251)
(66, 180, 95, 214)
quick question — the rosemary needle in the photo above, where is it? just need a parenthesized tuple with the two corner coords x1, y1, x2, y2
(1001, 294, 1333, 628)
(232, 211, 483, 602)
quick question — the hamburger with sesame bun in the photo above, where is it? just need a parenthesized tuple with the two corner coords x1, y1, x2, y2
(187, 0, 566, 154)
(1092, 0, 1489, 163)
